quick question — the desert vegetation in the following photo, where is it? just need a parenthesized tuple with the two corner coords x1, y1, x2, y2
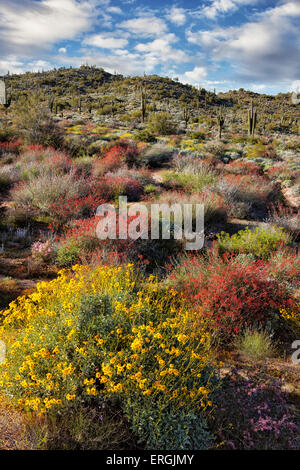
(0, 67, 299, 450)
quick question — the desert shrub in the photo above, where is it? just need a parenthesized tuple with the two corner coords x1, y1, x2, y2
(56, 240, 84, 267)
(0, 265, 215, 450)
(141, 144, 174, 168)
(173, 153, 207, 173)
(0, 126, 17, 143)
(202, 141, 226, 158)
(0, 139, 22, 158)
(92, 141, 140, 176)
(10, 170, 90, 219)
(105, 141, 140, 168)
(235, 329, 276, 360)
(266, 248, 300, 289)
(291, 183, 300, 196)
(162, 167, 217, 193)
(280, 303, 300, 337)
(266, 203, 300, 238)
(15, 98, 64, 149)
(168, 254, 295, 342)
(187, 131, 206, 141)
(223, 174, 278, 206)
(224, 160, 262, 175)
(216, 226, 291, 260)
(92, 152, 124, 177)
(0, 165, 19, 190)
(155, 190, 227, 229)
(31, 239, 55, 263)
(103, 175, 144, 202)
(147, 112, 177, 136)
(209, 369, 299, 450)
(109, 168, 154, 187)
(57, 213, 182, 271)
(246, 143, 278, 160)
(43, 404, 136, 450)
(214, 176, 277, 219)
(134, 129, 157, 143)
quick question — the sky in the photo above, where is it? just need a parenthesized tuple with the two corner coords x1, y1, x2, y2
(0, 0, 299, 94)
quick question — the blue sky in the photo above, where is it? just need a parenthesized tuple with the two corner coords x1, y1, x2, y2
(0, 0, 299, 94)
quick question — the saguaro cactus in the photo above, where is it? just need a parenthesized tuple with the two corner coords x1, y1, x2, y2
(0, 80, 6, 105)
(48, 94, 55, 113)
(0, 80, 12, 113)
(183, 105, 190, 128)
(141, 87, 147, 123)
(217, 106, 225, 139)
(248, 100, 257, 136)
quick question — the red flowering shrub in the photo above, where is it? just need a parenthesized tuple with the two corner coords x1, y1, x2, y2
(93, 141, 140, 176)
(224, 160, 263, 176)
(0, 139, 22, 157)
(169, 254, 295, 342)
(45, 153, 75, 174)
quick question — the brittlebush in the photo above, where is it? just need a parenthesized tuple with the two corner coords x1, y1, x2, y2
(0, 265, 215, 449)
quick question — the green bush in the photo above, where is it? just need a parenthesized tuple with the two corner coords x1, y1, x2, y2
(147, 112, 177, 136)
(216, 226, 291, 259)
(162, 168, 216, 193)
(235, 329, 276, 360)
(56, 240, 81, 267)
(134, 129, 157, 143)
(141, 144, 174, 168)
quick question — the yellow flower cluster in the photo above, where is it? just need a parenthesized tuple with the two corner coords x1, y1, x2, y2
(0, 264, 214, 415)
(280, 302, 300, 335)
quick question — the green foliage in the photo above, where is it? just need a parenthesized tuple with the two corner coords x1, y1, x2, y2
(134, 129, 157, 143)
(14, 95, 64, 149)
(125, 403, 214, 450)
(162, 168, 216, 192)
(216, 226, 291, 260)
(235, 329, 276, 360)
(147, 112, 177, 136)
(56, 241, 81, 267)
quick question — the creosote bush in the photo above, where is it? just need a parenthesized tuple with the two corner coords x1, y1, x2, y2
(216, 226, 291, 260)
(147, 112, 177, 136)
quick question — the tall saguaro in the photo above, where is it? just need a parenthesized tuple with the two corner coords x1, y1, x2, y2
(248, 100, 257, 137)
(0, 80, 6, 105)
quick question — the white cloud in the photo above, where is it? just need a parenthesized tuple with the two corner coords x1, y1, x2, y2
(0, 57, 53, 75)
(59, 47, 67, 54)
(84, 34, 128, 49)
(250, 84, 266, 92)
(120, 16, 168, 37)
(28, 59, 53, 72)
(188, 1, 300, 82)
(0, 57, 25, 75)
(0, 0, 100, 52)
(179, 66, 208, 85)
(166, 7, 186, 26)
(57, 50, 153, 75)
(135, 34, 190, 64)
(201, 0, 258, 19)
(107, 6, 123, 14)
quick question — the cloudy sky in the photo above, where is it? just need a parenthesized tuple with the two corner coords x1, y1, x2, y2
(0, 0, 299, 94)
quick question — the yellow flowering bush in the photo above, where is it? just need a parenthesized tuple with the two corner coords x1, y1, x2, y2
(0, 264, 215, 449)
(280, 302, 300, 336)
